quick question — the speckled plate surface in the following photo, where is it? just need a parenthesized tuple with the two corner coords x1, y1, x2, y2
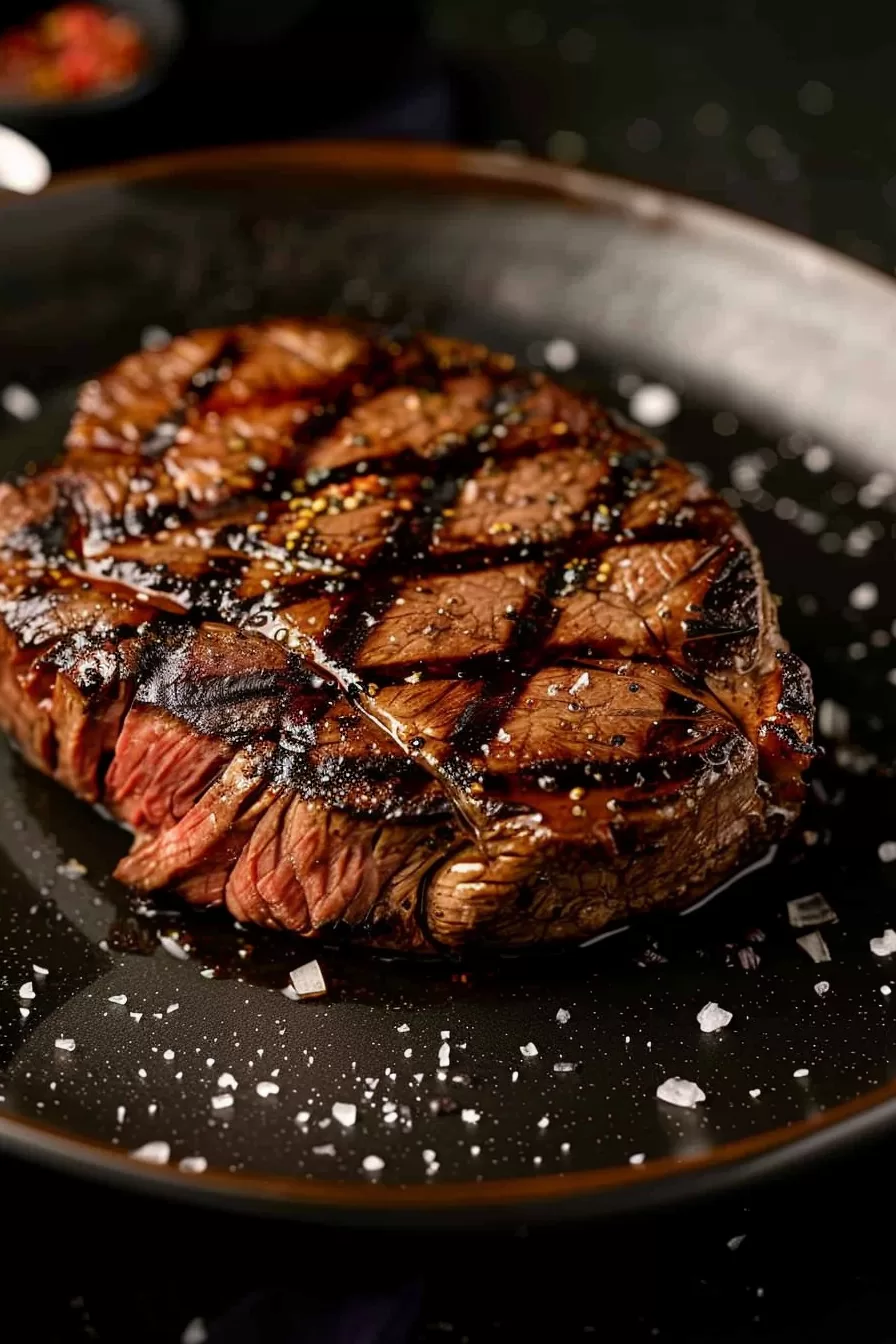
(1, 143, 896, 1227)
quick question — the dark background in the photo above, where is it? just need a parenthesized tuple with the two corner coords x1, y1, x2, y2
(5, 1, 896, 1339)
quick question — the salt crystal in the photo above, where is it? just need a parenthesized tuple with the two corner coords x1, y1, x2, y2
(148, 1103, 158, 1117)
(362, 1154, 385, 1173)
(181, 1319, 208, 1344)
(440, 1030, 450, 1039)
(211, 1094, 233, 1110)
(130, 1012, 143, 1022)
(166, 1003, 179, 1014)
(332, 1101, 357, 1127)
(569, 671, 590, 696)
(553, 1062, 577, 1074)
(537, 1115, 550, 1129)
(32, 964, 48, 977)
(511, 1070, 519, 1082)
(295, 1111, 311, 1125)
(217, 1072, 238, 1090)
(544, 337, 578, 372)
(814, 981, 830, 996)
(797, 931, 831, 963)
(629, 1153, 646, 1165)
(141, 325, 172, 352)
(656, 1077, 706, 1109)
(397, 1023, 410, 1033)
(629, 383, 680, 428)
(749, 1088, 762, 1098)
(108, 994, 128, 1006)
(878, 841, 896, 863)
(200, 968, 216, 979)
(697, 1002, 733, 1033)
(882, 985, 892, 997)
(556, 1008, 570, 1024)
(256, 1081, 279, 1098)
(793, 1068, 810, 1078)
(178, 1156, 208, 1175)
(787, 893, 837, 928)
(159, 934, 190, 961)
(163, 1049, 175, 1061)
(461, 1108, 480, 1124)
(130, 1140, 170, 1165)
(422, 1149, 436, 1163)
(19, 1007, 29, 1018)
(470, 1145, 481, 1157)
(849, 581, 879, 611)
(281, 986, 300, 1001)
(438, 1042, 450, 1068)
(312, 1144, 336, 1157)
(54, 1038, 75, 1052)
(56, 858, 86, 878)
(818, 699, 849, 740)
(1, 383, 40, 421)
(728, 1235, 746, 1251)
(18, 981, 35, 1001)
(288, 960, 328, 999)
(520, 1042, 539, 1058)
(116, 1106, 126, 1123)
(871, 929, 896, 957)
(560, 1142, 571, 1154)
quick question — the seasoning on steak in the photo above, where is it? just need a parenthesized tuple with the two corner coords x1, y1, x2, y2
(0, 321, 816, 949)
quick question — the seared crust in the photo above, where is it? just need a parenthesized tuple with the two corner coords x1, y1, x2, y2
(0, 321, 815, 949)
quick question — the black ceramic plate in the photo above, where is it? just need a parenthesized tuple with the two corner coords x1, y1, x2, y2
(1, 143, 896, 1227)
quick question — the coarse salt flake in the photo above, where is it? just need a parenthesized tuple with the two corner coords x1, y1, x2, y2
(438, 1042, 451, 1068)
(163, 1049, 175, 1061)
(159, 934, 190, 961)
(179, 1156, 208, 1175)
(520, 1042, 539, 1058)
(211, 1094, 233, 1110)
(656, 1077, 706, 1109)
(397, 1023, 410, 1033)
(312, 1144, 336, 1157)
(543, 337, 579, 372)
(362, 1154, 385, 1173)
(629, 1152, 646, 1165)
(256, 1081, 279, 1098)
(797, 931, 831, 963)
(787, 893, 837, 928)
(556, 1007, 570, 1024)
(749, 1088, 761, 1098)
(697, 1002, 733, 1033)
(878, 841, 896, 863)
(18, 982, 35, 1001)
(32, 964, 48, 977)
(871, 929, 896, 957)
(537, 1115, 550, 1129)
(882, 985, 892, 997)
(814, 981, 830, 996)
(1, 383, 40, 420)
(332, 1101, 357, 1127)
(56, 858, 86, 878)
(54, 1038, 75, 1052)
(461, 1108, 480, 1124)
(793, 1068, 810, 1078)
(217, 1072, 238, 1090)
(629, 383, 681, 428)
(108, 994, 128, 1006)
(130, 1140, 170, 1165)
(288, 959, 328, 999)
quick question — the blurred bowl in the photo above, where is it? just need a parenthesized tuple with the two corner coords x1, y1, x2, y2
(0, 0, 184, 126)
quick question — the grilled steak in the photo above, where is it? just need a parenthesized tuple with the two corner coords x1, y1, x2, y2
(0, 321, 815, 949)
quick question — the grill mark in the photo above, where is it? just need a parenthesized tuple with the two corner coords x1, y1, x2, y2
(141, 337, 243, 458)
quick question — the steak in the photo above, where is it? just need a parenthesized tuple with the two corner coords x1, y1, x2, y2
(0, 321, 815, 950)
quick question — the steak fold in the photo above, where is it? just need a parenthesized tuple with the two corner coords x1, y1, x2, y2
(0, 321, 815, 949)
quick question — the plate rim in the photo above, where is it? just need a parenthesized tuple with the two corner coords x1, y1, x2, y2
(2, 138, 895, 1224)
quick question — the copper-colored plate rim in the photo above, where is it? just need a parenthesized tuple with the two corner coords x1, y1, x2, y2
(1, 139, 895, 1223)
